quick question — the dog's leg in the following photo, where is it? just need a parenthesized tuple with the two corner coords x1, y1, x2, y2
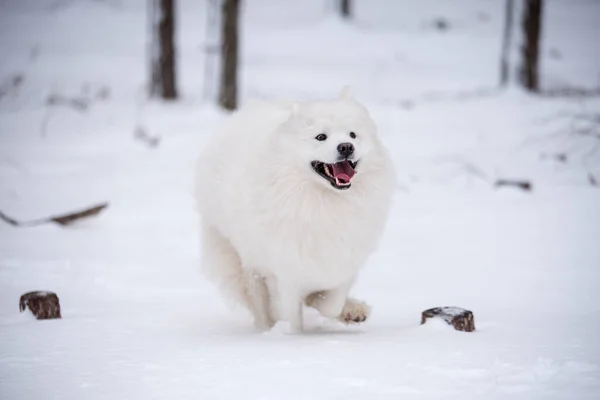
(276, 280, 304, 332)
(201, 223, 274, 330)
(244, 270, 275, 331)
(306, 281, 371, 324)
(305, 280, 353, 318)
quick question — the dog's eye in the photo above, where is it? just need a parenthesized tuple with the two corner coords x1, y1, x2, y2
(349, 132, 356, 139)
(315, 133, 327, 141)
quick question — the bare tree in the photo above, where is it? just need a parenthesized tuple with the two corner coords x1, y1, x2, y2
(339, 0, 351, 19)
(219, 0, 240, 111)
(149, 0, 178, 100)
(203, 0, 220, 103)
(519, 0, 543, 92)
(499, 0, 514, 87)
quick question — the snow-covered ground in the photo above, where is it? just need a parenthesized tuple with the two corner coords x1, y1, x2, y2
(1, 0, 599, 399)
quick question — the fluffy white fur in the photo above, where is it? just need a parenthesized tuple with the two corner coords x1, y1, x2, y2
(195, 88, 394, 332)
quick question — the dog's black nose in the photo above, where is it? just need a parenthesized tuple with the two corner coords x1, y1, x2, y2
(337, 142, 354, 158)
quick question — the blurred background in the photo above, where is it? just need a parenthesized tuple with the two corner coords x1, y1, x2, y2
(1, 1, 599, 399)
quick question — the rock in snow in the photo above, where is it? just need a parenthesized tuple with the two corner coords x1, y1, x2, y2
(19, 291, 62, 320)
(421, 307, 475, 332)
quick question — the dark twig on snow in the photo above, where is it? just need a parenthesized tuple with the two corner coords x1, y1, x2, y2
(0, 202, 108, 227)
(494, 179, 532, 191)
(589, 173, 598, 187)
(134, 126, 161, 148)
(540, 152, 568, 163)
(0, 74, 25, 102)
(46, 93, 89, 112)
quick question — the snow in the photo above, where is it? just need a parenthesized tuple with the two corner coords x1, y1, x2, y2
(1, 0, 599, 399)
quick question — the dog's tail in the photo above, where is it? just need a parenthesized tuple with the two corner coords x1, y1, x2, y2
(200, 222, 274, 330)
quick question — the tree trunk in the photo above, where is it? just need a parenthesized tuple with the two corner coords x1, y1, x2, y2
(340, 0, 351, 19)
(219, 0, 240, 111)
(203, 0, 219, 102)
(519, 0, 543, 92)
(499, 0, 514, 87)
(149, 0, 178, 100)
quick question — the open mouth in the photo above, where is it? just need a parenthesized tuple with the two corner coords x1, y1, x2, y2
(311, 159, 358, 190)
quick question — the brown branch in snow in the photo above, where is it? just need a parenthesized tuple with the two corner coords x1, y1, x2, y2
(0, 202, 108, 227)
(494, 179, 532, 191)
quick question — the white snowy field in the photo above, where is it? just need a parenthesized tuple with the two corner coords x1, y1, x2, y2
(1, 0, 600, 399)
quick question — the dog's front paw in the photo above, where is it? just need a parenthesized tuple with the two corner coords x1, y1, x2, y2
(338, 298, 371, 324)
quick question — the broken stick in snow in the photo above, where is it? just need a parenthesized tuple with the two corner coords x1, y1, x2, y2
(0, 202, 108, 227)
(494, 179, 532, 191)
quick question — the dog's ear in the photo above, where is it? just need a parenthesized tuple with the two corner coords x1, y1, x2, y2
(339, 85, 353, 101)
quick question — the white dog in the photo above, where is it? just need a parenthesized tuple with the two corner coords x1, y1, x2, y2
(195, 88, 394, 332)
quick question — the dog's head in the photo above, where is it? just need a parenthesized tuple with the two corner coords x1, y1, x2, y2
(275, 87, 386, 192)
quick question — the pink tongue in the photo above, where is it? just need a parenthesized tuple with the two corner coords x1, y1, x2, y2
(331, 161, 356, 184)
